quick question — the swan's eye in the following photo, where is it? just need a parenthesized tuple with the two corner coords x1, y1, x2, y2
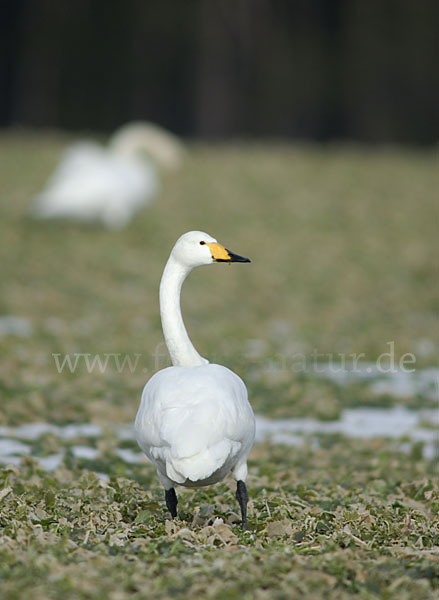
(199, 241, 206, 245)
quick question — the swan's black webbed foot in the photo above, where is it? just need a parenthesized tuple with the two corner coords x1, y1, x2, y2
(236, 480, 249, 530)
(165, 487, 178, 518)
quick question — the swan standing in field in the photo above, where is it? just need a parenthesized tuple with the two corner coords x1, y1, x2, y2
(32, 122, 185, 229)
(135, 231, 255, 529)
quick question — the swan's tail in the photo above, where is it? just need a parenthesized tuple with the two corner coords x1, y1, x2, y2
(164, 438, 240, 484)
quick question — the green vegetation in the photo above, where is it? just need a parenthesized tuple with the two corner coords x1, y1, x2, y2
(1, 439, 438, 600)
(0, 132, 438, 598)
(1, 132, 438, 423)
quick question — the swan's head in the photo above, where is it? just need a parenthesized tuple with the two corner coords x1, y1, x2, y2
(110, 122, 184, 170)
(171, 231, 251, 269)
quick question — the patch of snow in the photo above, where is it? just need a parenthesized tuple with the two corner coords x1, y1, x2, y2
(0, 455, 22, 466)
(71, 446, 100, 459)
(115, 448, 145, 464)
(0, 422, 103, 440)
(0, 439, 32, 455)
(36, 453, 65, 471)
(256, 406, 439, 459)
(0, 316, 33, 337)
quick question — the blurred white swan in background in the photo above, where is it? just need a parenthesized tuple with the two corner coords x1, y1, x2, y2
(32, 122, 185, 228)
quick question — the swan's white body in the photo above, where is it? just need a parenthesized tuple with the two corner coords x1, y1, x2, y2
(135, 364, 254, 488)
(135, 231, 255, 497)
(32, 122, 184, 229)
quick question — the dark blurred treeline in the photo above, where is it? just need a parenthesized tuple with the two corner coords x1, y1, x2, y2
(1, 0, 438, 143)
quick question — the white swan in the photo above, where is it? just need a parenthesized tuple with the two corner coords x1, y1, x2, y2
(32, 122, 185, 229)
(135, 231, 255, 529)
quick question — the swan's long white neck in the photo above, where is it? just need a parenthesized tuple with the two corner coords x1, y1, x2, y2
(159, 255, 208, 367)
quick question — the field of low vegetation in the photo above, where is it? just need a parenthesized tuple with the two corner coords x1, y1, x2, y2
(0, 131, 438, 599)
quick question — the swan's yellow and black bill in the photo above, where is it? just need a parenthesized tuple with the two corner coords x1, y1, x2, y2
(207, 242, 251, 263)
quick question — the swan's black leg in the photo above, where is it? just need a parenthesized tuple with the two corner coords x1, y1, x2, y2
(236, 480, 249, 530)
(165, 487, 178, 518)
